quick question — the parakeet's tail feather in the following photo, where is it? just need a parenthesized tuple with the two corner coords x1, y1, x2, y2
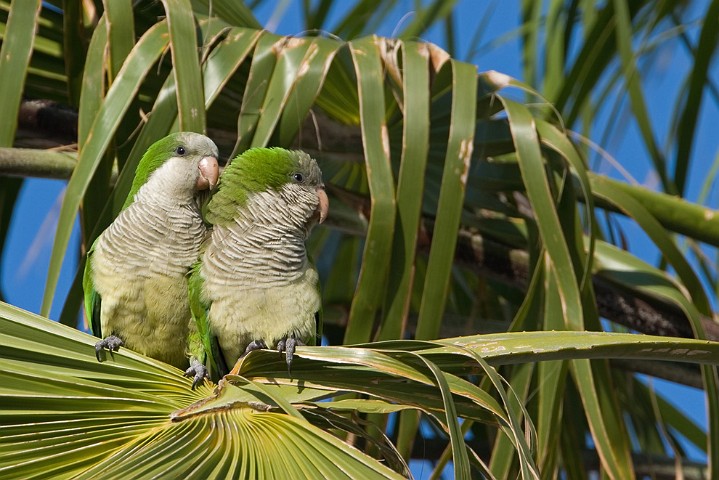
(189, 261, 229, 382)
(210, 334, 229, 380)
(90, 292, 102, 337)
(83, 240, 103, 338)
(314, 310, 322, 346)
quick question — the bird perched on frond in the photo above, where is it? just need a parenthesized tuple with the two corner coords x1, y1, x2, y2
(84, 132, 219, 387)
(189, 147, 328, 379)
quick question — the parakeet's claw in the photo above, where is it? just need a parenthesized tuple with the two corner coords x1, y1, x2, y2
(242, 339, 267, 356)
(94, 335, 124, 361)
(277, 333, 305, 371)
(184, 362, 208, 390)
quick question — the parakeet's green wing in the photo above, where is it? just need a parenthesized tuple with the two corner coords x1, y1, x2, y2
(188, 262, 228, 381)
(83, 238, 102, 338)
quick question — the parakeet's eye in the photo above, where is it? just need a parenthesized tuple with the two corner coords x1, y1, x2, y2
(292, 173, 304, 183)
(176, 146, 186, 156)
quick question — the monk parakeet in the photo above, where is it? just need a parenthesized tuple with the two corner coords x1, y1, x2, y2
(190, 148, 328, 378)
(84, 132, 219, 387)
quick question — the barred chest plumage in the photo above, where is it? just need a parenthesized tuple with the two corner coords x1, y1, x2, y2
(94, 199, 206, 278)
(201, 187, 313, 290)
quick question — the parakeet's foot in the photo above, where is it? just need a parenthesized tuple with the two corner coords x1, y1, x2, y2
(94, 335, 124, 361)
(184, 360, 208, 390)
(242, 339, 268, 356)
(277, 333, 305, 371)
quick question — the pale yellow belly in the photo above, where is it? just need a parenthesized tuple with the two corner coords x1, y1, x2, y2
(208, 270, 320, 368)
(96, 272, 192, 368)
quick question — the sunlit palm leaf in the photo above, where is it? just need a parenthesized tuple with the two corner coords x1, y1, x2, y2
(380, 41, 431, 341)
(0, 303, 404, 478)
(76, 408, 404, 480)
(343, 36, 397, 343)
(0, 0, 40, 146)
(4, 301, 719, 477)
(162, 0, 206, 132)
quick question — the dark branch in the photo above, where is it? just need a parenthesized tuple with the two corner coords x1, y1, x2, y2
(16, 99, 78, 148)
(450, 228, 719, 342)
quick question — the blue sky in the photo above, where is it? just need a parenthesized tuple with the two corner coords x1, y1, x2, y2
(1, 0, 716, 474)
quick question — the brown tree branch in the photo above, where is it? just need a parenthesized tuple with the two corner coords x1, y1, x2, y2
(451, 227, 719, 342)
(16, 99, 78, 148)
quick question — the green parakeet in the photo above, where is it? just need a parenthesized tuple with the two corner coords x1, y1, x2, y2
(84, 132, 219, 386)
(190, 148, 328, 378)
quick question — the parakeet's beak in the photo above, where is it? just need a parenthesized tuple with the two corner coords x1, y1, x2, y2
(316, 187, 329, 224)
(197, 156, 220, 190)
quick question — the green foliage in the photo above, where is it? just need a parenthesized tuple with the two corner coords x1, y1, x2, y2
(0, 0, 718, 478)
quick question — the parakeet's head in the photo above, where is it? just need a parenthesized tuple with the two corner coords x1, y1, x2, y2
(124, 132, 220, 208)
(206, 148, 329, 230)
